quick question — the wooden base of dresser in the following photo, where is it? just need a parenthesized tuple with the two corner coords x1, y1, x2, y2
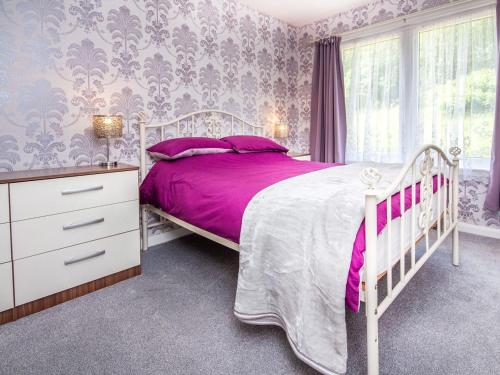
(0, 308, 14, 325)
(0, 265, 141, 325)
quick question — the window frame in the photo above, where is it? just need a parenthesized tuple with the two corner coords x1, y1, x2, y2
(341, 4, 497, 170)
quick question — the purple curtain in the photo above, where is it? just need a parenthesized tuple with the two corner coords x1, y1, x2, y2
(485, 2, 500, 211)
(310, 36, 347, 163)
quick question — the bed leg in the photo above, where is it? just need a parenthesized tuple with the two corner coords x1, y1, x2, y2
(452, 225, 459, 266)
(142, 206, 149, 252)
(367, 307, 379, 375)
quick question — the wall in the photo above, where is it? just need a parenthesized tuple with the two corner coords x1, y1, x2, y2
(0, 0, 300, 171)
(294, 0, 500, 230)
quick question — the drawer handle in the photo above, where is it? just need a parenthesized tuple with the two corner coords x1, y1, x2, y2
(63, 217, 105, 230)
(61, 185, 104, 195)
(64, 250, 106, 266)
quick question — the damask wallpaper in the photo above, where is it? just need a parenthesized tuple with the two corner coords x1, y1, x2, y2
(0, 0, 299, 169)
(0, 0, 498, 230)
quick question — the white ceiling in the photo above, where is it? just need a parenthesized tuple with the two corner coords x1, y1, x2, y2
(238, 0, 369, 27)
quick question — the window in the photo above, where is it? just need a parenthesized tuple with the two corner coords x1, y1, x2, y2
(343, 36, 402, 163)
(418, 14, 496, 169)
(342, 9, 497, 169)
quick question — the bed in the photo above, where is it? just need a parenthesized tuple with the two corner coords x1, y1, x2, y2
(138, 110, 461, 375)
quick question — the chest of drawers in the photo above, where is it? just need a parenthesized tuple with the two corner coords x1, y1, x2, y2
(0, 164, 141, 324)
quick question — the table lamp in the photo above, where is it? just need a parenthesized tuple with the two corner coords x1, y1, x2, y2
(92, 115, 123, 167)
(274, 123, 289, 140)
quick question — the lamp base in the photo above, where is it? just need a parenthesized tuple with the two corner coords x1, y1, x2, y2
(99, 161, 118, 168)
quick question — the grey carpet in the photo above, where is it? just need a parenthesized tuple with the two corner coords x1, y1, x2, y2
(0, 232, 499, 375)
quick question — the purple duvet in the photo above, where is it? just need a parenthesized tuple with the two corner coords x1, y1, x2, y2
(140, 152, 437, 312)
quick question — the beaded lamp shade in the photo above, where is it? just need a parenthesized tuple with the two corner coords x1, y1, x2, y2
(92, 115, 123, 138)
(92, 115, 123, 167)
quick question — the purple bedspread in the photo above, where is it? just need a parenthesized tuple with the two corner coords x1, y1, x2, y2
(140, 152, 335, 243)
(140, 152, 438, 313)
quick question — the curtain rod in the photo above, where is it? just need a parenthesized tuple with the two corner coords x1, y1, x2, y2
(310, 0, 496, 44)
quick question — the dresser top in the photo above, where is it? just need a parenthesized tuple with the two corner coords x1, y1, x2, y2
(0, 164, 139, 184)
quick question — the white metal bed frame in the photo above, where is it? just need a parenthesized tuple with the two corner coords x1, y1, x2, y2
(139, 110, 461, 375)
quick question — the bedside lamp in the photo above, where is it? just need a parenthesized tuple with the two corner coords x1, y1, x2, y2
(274, 123, 289, 140)
(92, 115, 123, 167)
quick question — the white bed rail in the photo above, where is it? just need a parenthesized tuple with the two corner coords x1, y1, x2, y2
(361, 144, 461, 375)
(138, 110, 265, 251)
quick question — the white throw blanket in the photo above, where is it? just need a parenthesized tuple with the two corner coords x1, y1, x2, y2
(234, 162, 404, 375)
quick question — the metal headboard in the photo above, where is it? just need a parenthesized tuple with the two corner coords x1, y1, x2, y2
(139, 110, 266, 182)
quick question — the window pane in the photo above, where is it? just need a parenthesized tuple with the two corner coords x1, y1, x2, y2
(418, 14, 496, 170)
(343, 36, 401, 163)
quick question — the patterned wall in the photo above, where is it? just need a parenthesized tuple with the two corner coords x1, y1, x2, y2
(0, 0, 300, 170)
(294, 0, 500, 229)
(0, 0, 498, 230)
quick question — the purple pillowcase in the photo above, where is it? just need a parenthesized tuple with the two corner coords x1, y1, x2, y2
(221, 135, 289, 154)
(147, 137, 233, 160)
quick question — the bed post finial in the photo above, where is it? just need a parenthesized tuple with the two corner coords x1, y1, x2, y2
(449, 146, 461, 162)
(360, 167, 382, 190)
(138, 112, 147, 132)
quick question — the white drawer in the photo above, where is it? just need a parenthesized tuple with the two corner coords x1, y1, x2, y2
(12, 200, 139, 260)
(0, 262, 14, 312)
(0, 184, 9, 223)
(10, 170, 138, 221)
(14, 230, 140, 305)
(0, 223, 11, 264)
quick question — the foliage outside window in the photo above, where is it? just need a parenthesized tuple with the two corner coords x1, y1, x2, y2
(342, 10, 496, 170)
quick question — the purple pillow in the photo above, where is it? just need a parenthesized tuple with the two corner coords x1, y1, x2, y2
(147, 137, 233, 160)
(221, 135, 288, 153)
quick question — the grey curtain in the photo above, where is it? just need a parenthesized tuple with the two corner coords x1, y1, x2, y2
(485, 2, 500, 211)
(310, 36, 347, 163)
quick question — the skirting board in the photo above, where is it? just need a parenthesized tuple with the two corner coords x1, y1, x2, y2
(458, 222, 500, 240)
(0, 265, 141, 325)
(148, 227, 191, 247)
